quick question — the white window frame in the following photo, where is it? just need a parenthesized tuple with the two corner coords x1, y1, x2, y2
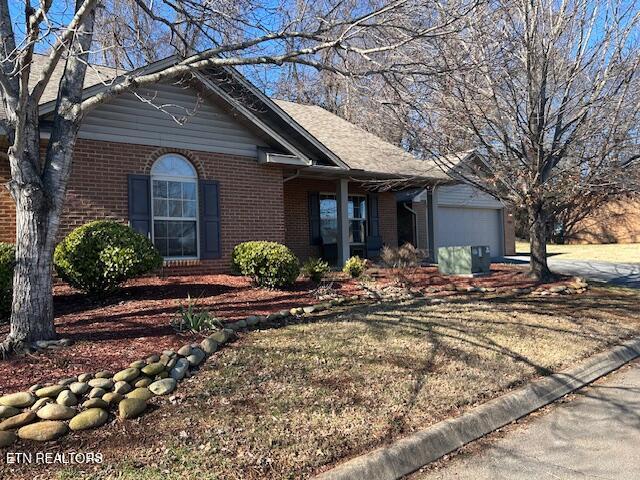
(150, 154, 200, 260)
(319, 192, 367, 246)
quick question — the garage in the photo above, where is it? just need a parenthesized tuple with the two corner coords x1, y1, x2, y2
(402, 183, 509, 261)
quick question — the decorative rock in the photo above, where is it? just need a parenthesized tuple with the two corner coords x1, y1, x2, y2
(0, 391, 36, 408)
(236, 319, 248, 329)
(88, 387, 106, 399)
(0, 406, 20, 418)
(289, 307, 299, 316)
(88, 378, 114, 390)
(209, 330, 229, 344)
(114, 368, 140, 383)
(246, 315, 259, 326)
(146, 354, 161, 364)
(129, 360, 146, 369)
(18, 420, 68, 441)
(57, 376, 77, 386)
(266, 312, 281, 321)
(31, 397, 52, 411)
(126, 388, 154, 401)
(114, 381, 132, 395)
(141, 362, 165, 376)
(95, 371, 113, 379)
(177, 345, 192, 357)
(69, 408, 109, 431)
(77, 373, 93, 383)
(118, 398, 147, 419)
(37, 403, 76, 420)
(56, 390, 78, 407)
(134, 377, 153, 388)
(29, 384, 44, 393)
(160, 354, 172, 366)
(0, 431, 16, 448)
(149, 378, 177, 396)
(302, 305, 316, 314)
(0, 411, 37, 430)
(170, 358, 189, 381)
(35, 385, 66, 399)
(201, 338, 218, 355)
(69, 382, 89, 395)
(157, 371, 169, 379)
(82, 398, 108, 409)
(166, 357, 177, 369)
(186, 348, 206, 367)
(162, 350, 176, 357)
(102, 392, 122, 405)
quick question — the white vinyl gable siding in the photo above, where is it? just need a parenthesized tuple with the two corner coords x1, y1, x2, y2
(435, 184, 503, 209)
(79, 83, 267, 157)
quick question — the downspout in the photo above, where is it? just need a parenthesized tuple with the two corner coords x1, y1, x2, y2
(283, 169, 301, 183)
(402, 202, 418, 248)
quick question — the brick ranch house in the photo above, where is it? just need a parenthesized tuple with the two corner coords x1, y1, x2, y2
(0, 55, 515, 274)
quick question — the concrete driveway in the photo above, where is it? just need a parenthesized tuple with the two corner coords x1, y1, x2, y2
(499, 256, 640, 288)
(416, 361, 640, 480)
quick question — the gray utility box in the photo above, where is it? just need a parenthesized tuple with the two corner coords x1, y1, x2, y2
(438, 245, 491, 276)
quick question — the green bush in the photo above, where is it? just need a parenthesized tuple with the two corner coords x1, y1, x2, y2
(172, 295, 221, 333)
(343, 256, 366, 278)
(54, 221, 162, 296)
(302, 257, 331, 282)
(231, 241, 300, 288)
(0, 242, 15, 319)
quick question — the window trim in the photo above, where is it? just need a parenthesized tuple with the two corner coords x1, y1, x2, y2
(318, 192, 367, 246)
(150, 154, 200, 261)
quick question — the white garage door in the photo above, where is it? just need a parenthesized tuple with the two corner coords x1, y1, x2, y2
(436, 207, 503, 257)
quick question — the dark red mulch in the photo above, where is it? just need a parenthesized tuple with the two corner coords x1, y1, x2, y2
(0, 273, 362, 393)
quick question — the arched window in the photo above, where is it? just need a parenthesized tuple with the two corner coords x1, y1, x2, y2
(151, 154, 198, 258)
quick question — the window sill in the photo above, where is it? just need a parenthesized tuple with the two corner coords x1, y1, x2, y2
(162, 258, 201, 267)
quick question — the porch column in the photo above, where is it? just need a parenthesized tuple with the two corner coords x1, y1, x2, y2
(336, 178, 350, 267)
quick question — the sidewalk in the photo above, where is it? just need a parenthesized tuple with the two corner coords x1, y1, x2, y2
(416, 361, 640, 479)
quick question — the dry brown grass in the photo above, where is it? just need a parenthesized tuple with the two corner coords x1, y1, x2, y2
(24, 287, 640, 480)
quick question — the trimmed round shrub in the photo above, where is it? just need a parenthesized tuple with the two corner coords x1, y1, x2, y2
(343, 256, 366, 278)
(54, 221, 163, 296)
(0, 242, 15, 319)
(231, 241, 300, 288)
(302, 257, 331, 283)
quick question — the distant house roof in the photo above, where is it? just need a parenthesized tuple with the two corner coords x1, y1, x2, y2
(8, 54, 466, 182)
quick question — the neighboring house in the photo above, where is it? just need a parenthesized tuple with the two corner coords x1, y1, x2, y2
(0, 55, 515, 273)
(397, 184, 516, 260)
(569, 197, 640, 244)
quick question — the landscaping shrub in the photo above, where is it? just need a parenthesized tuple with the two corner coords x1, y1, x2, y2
(301, 257, 331, 282)
(54, 221, 163, 296)
(380, 244, 424, 269)
(231, 241, 300, 288)
(172, 295, 221, 333)
(343, 256, 366, 278)
(0, 242, 15, 320)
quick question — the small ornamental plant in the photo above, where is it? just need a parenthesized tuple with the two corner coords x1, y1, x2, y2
(54, 220, 163, 297)
(172, 295, 222, 333)
(343, 256, 366, 278)
(302, 257, 331, 282)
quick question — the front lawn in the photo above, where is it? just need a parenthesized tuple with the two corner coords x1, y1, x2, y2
(516, 240, 640, 263)
(10, 285, 640, 480)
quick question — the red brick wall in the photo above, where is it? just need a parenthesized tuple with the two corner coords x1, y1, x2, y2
(1, 139, 286, 274)
(570, 198, 640, 244)
(283, 177, 398, 261)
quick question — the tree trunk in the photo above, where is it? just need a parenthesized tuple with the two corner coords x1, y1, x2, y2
(3, 171, 57, 355)
(528, 201, 553, 281)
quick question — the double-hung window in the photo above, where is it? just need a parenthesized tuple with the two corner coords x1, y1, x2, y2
(319, 194, 367, 245)
(151, 154, 198, 259)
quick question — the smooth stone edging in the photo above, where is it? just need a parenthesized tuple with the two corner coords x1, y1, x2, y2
(314, 336, 640, 480)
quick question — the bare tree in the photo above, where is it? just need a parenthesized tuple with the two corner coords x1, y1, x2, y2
(389, 0, 640, 279)
(0, 0, 476, 355)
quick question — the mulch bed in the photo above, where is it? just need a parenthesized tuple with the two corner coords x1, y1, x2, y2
(0, 264, 558, 394)
(0, 273, 362, 394)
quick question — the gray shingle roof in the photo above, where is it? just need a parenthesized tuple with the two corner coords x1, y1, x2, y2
(274, 99, 452, 180)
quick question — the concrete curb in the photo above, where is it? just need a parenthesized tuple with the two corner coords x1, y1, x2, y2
(314, 337, 640, 480)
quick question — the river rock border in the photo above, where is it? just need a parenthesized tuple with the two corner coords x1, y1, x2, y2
(0, 294, 369, 448)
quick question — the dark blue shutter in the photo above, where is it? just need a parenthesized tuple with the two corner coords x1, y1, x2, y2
(366, 193, 382, 258)
(128, 174, 151, 239)
(309, 192, 322, 245)
(200, 180, 221, 259)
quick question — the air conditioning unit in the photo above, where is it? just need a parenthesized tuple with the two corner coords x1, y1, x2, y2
(437, 245, 491, 276)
